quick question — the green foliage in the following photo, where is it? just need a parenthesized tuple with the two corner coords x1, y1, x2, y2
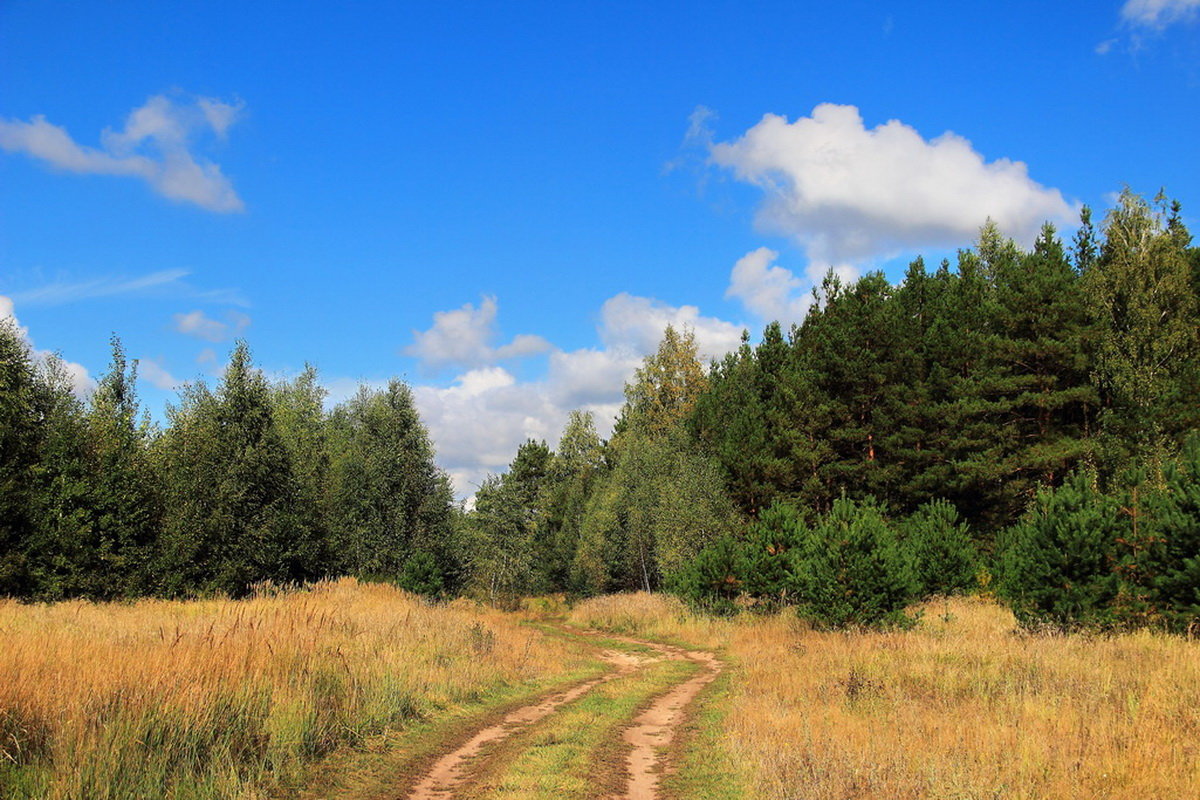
(620, 325, 709, 438)
(1084, 188, 1200, 467)
(898, 500, 978, 597)
(998, 471, 1124, 629)
(0, 319, 41, 595)
(788, 497, 916, 629)
(671, 534, 743, 614)
(326, 379, 457, 586)
(678, 498, 916, 628)
(999, 438, 1200, 633)
(157, 342, 326, 596)
(539, 411, 604, 591)
(573, 427, 738, 595)
(467, 440, 553, 604)
(1132, 437, 1200, 632)
(31, 340, 163, 599)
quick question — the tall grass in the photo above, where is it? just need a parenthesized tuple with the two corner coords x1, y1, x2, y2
(0, 579, 576, 800)
(572, 593, 1200, 799)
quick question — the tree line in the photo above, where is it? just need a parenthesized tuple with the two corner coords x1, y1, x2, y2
(466, 189, 1200, 630)
(0, 338, 460, 600)
(2, 188, 1198, 630)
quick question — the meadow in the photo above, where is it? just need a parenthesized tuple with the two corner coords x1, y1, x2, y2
(571, 593, 1200, 800)
(0, 580, 584, 800)
(4, 584, 1200, 799)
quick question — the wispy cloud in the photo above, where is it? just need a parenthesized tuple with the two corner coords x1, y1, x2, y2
(173, 309, 251, 342)
(9, 268, 247, 307)
(0, 93, 245, 212)
(136, 357, 179, 390)
(1121, 0, 1200, 29)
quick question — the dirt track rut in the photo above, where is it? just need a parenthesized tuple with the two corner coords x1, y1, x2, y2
(400, 628, 723, 800)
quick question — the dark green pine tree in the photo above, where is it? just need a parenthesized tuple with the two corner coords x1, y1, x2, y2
(1072, 205, 1099, 274)
(1136, 436, 1200, 631)
(982, 223, 1097, 525)
(795, 270, 905, 510)
(883, 257, 944, 511)
(691, 323, 812, 517)
(83, 338, 163, 596)
(921, 248, 999, 529)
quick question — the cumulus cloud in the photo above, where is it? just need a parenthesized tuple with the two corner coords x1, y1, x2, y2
(413, 357, 628, 497)
(1, 295, 95, 396)
(1122, 0, 1200, 28)
(0, 93, 245, 212)
(173, 309, 251, 342)
(708, 103, 1077, 268)
(598, 293, 744, 361)
(725, 247, 812, 324)
(404, 295, 552, 369)
(407, 292, 744, 497)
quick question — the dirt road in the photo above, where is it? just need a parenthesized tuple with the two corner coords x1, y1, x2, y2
(400, 628, 723, 800)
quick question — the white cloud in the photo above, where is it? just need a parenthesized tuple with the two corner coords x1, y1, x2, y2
(173, 309, 251, 342)
(725, 247, 812, 324)
(404, 295, 552, 369)
(407, 292, 744, 497)
(0, 93, 244, 212)
(1, 294, 94, 397)
(136, 357, 179, 390)
(1122, 0, 1200, 28)
(598, 293, 744, 361)
(708, 103, 1077, 267)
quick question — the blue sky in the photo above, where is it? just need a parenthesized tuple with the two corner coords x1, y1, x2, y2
(3, 0, 1199, 494)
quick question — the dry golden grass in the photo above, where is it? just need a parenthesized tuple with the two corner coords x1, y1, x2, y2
(566, 591, 727, 651)
(0, 579, 580, 800)
(572, 593, 1200, 800)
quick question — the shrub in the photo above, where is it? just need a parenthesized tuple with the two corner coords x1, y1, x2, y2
(672, 534, 743, 614)
(787, 497, 916, 629)
(1135, 437, 1200, 632)
(998, 471, 1123, 629)
(899, 499, 979, 598)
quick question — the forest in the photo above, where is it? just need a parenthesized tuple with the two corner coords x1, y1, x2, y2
(2, 188, 1199, 632)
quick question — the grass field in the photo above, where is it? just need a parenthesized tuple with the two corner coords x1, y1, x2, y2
(572, 592, 1200, 800)
(5, 585, 1200, 799)
(0, 579, 583, 800)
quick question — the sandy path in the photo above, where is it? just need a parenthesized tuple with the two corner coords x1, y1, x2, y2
(401, 629, 723, 800)
(404, 648, 647, 800)
(613, 647, 723, 800)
